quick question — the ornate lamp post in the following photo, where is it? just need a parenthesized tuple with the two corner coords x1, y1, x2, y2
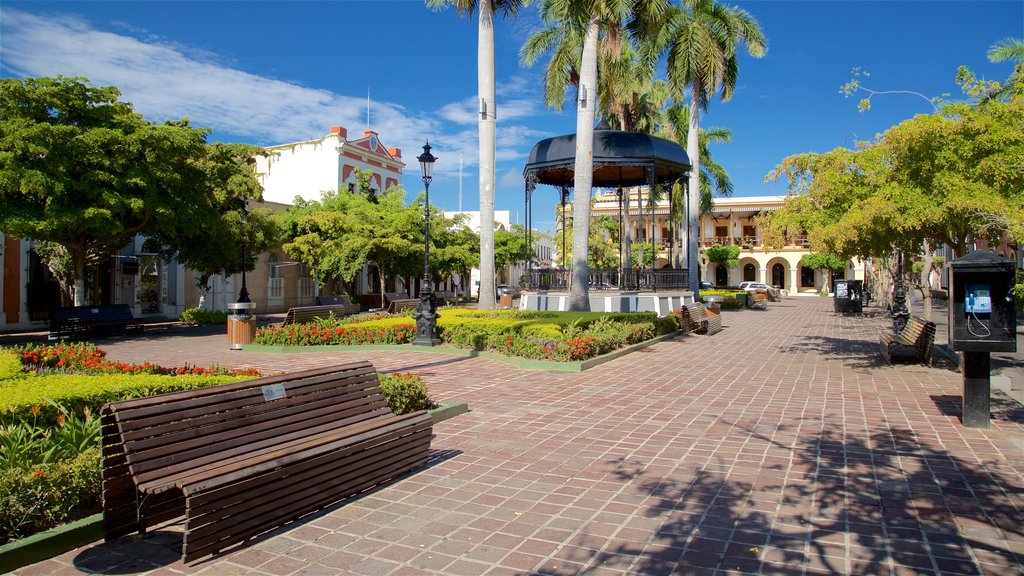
(237, 206, 251, 304)
(413, 142, 441, 346)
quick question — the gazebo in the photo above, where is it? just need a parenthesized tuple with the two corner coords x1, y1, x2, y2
(522, 119, 692, 294)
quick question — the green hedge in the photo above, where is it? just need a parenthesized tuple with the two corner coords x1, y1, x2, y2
(1, 449, 101, 544)
(1, 370, 248, 426)
(179, 307, 229, 325)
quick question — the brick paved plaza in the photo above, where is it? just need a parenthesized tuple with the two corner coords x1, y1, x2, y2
(12, 296, 1023, 576)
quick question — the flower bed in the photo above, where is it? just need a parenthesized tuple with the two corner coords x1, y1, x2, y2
(253, 309, 681, 362)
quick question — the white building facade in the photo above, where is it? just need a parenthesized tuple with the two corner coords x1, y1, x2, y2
(256, 126, 404, 205)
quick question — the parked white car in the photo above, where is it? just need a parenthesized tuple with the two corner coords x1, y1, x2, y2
(739, 281, 781, 298)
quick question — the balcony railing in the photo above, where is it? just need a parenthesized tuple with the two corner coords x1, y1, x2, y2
(525, 268, 690, 292)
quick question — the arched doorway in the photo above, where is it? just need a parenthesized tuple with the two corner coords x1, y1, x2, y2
(743, 263, 756, 282)
(715, 264, 728, 286)
(772, 263, 785, 288)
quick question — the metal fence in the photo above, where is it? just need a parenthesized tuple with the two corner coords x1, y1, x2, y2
(525, 268, 690, 291)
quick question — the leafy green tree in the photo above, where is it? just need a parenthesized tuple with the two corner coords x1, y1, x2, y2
(767, 88, 1024, 316)
(277, 192, 350, 295)
(651, 0, 766, 293)
(658, 103, 734, 267)
(800, 252, 847, 288)
(0, 77, 267, 306)
(494, 224, 530, 272)
(426, 0, 531, 310)
(157, 143, 278, 309)
(705, 245, 740, 268)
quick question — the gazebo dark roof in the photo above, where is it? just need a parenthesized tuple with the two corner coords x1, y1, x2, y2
(523, 120, 691, 188)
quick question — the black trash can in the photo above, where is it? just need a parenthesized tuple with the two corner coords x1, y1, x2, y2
(833, 280, 863, 313)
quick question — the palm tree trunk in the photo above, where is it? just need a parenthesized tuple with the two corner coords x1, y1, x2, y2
(686, 84, 701, 295)
(569, 17, 600, 311)
(477, 0, 497, 310)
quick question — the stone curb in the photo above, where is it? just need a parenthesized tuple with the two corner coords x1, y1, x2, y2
(0, 402, 470, 573)
(241, 330, 686, 373)
(0, 513, 103, 574)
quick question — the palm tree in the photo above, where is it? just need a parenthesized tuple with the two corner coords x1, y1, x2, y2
(987, 37, 1024, 100)
(426, 0, 528, 309)
(652, 0, 766, 293)
(523, 0, 667, 309)
(659, 103, 733, 267)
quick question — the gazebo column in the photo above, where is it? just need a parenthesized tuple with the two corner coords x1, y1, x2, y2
(647, 168, 657, 281)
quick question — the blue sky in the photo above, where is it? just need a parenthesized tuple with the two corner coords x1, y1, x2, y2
(2, 1, 1021, 234)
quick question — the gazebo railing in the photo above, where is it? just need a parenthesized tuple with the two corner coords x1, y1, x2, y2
(525, 268, 690, 291)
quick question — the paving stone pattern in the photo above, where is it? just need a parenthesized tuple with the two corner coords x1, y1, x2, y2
(14, 297, 1023, 575)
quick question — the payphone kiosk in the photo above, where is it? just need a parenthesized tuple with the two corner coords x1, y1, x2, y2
(947, 251, 1017, 428)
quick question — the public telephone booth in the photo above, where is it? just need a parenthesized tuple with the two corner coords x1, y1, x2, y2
(947, 251, 1017, 428)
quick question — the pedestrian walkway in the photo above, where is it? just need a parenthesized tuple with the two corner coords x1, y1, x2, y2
(13, 297, 1024, 575)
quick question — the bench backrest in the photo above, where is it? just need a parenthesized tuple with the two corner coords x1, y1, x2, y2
(52, 304, 135, 325)
(902, 316, 936, 360)
(316, 295, 354, 306)
(284, 304, 353, 325)
(680, 302, 708, 330)
(385, 292, 411, 303)
(102, 362, 391, 488)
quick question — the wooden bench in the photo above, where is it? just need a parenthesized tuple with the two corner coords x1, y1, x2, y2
(49, 304, 144, 340)
(880, 316, 936, 365)
(679, 302, 722, 335)
(101, 361, 433, 563)
(314, 294, 361, 315)
(385, 292, 419, 314)
(282, 304, 354, 325)
(751, 292, 768, 309)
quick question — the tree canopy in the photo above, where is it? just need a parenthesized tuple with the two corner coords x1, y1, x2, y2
(0, 76, 268, 305)
(765, 87, 1024, 260)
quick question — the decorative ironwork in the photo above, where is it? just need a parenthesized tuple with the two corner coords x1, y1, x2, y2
(524, 268, 689, 292)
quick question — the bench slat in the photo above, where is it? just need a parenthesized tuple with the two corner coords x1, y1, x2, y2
(119, 373, 381, 442)
(182, 439, 430, 562)
(109, 363, 374, 412)
(133, 406, 393, 488)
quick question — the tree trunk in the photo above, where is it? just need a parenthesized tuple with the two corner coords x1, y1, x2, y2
(686, 85, 701, 296)
(921, 240, 933, 321)
(72, 246, 87, 306)
(568, 18, 599, 311)
(197, 274, 212, 311)
(477, 0, 497, 310)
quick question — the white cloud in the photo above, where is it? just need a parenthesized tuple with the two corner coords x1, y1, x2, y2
(0, 7, 556, 211)
(0, 8, 438, 154)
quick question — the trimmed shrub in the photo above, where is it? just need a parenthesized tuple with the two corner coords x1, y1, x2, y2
(179, 307, 229, 325)
(378, 373, 433, 415)
(1, 372, 249, 427)
(253, 322, 415, 346)
(1, 448, 101, 544)
(0, 350, 24, 380)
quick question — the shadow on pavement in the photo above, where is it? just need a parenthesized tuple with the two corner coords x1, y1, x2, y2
(538, 423, 1023, 575)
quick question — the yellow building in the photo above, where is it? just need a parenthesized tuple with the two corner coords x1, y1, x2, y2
(581, 190, 865, 294)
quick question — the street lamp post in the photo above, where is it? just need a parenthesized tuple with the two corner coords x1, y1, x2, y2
(237, 206, 251, 304)
(892, 249, 909, 332)
(413, 142, 441, 346)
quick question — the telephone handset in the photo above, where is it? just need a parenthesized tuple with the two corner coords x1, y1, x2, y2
(965, 284, 992, 315)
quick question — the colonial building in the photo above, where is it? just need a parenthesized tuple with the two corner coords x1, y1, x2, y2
(255, 126, 404, 204)
(581, 190, 866, 294)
